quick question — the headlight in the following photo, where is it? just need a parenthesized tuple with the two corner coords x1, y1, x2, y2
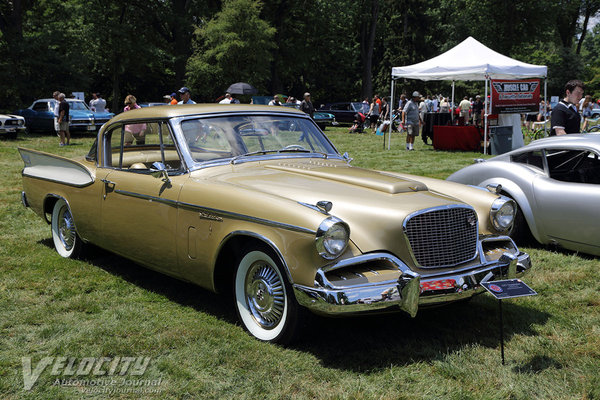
(490, 197, 515, 231)
(315, 217, 350, 259)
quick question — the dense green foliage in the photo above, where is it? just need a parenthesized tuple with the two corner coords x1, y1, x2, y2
(2, 0, 600, 110)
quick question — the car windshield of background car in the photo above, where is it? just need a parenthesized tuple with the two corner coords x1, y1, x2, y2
(68, 101, 90, 111)
(180, 115, 337, 164)
(352, 102, 369, 113)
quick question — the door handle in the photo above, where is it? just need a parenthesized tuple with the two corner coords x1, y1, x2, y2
(101, 178, 116, 185)
(101, 178, 116, 199)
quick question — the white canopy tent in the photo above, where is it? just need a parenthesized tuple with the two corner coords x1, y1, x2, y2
(389, 37, 548, 152)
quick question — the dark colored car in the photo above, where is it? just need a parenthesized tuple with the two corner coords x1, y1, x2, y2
(15, 99, 114, 133)
(281, 103, 336, 130)
(318, 102, 370, 124)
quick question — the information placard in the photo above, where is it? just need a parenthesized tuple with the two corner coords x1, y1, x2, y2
(491, 79, 540, 114)
(481, 279, 537, 300)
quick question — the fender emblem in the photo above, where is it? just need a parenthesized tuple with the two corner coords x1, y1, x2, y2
(199, 211, 223, 222)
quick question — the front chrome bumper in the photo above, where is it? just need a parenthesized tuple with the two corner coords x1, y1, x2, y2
(293, 250, 531, 317)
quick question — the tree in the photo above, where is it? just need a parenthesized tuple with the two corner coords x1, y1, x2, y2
(186, 0, 275, 101)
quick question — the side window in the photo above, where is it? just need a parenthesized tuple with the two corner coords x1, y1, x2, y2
(511, 151, 544, 170)
(181, 119, 235, 161)
(103, 121, 182, 172)
(546, 148, 600, 184)
(33, 102, 49, 112)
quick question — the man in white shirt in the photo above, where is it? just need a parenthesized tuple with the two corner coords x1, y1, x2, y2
(90, 93, 107, 112)
(52, 91, 60, 135)
(459, 96, 471, 125)
(219, 93, 232, 104)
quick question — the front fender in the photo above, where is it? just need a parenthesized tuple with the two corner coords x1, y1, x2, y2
(476, 177, 544, 243)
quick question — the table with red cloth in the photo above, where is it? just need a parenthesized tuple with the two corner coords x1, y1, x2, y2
(432, 125, 481, 151)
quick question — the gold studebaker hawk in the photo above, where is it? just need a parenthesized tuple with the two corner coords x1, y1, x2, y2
(20, 104, 531, 343)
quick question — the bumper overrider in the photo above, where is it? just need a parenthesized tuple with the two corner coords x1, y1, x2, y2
(293, 240, 531, 317)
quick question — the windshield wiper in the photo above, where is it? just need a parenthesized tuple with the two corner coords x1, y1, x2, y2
(231, 148, 326, 164)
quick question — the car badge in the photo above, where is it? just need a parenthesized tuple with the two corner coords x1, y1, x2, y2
(466, 214, 477, 227)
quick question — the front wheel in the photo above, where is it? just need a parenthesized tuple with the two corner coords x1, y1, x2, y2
(51, 198, 83, 258)
(234, 246, 300, 344)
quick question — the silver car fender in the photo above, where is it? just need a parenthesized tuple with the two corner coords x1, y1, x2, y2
(476, 177, 544, 243)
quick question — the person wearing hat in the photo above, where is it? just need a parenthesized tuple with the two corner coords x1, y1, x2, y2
(177, 87, 196, 104)
(219, 93, 233, 104)
(300, 92, 314, 118)
(402, 91, 423, 151)
(168, 93, 178, 105)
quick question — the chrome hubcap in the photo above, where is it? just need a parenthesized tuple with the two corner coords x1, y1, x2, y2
(58, 207, 75, 251)
(245, 261, 285, 329)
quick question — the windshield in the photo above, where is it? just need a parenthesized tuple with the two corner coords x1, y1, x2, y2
(351, 102, 369, 113)
(68, 101, 91, 111)
(180, 115, 338, 164)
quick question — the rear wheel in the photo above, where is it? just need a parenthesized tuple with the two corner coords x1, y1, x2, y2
(233, 245, 300, 344)
(51, 198, 83, 258)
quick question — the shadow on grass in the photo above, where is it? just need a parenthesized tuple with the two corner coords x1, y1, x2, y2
(39, 238, 551, 371)
(38, 238, 237, 324)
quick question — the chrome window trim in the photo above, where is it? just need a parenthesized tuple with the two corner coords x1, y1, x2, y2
(100, 120, 189, 173)
(112, 189, 315, 235)
(402, 204, 479, 269)
(168, 112, 343, 172)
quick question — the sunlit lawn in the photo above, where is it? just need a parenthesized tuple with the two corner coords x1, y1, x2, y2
(0, 127, 598, 399)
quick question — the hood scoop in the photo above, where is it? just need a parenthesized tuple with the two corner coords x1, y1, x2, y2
(266, 162, 427, 194)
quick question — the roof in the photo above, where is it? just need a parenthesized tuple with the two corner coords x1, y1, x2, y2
(392, 37, 547, 81)
(491, 134, 600, 161)
(108, 104, 306, 124)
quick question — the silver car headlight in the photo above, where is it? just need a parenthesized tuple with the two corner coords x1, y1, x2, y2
(315, 217, 350, 259)
(490, 197, 516, 231)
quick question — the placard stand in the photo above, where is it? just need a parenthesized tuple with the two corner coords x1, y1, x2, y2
(481, 254, 537, 365)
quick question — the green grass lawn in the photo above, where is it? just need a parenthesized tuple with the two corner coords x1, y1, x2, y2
(1, 128, 599, 399)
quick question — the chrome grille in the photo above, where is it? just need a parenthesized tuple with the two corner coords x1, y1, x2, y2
(4, 119, 18, 126)
(404, 206, 478, 268)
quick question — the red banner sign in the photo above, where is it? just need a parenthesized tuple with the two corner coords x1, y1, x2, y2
(491, 79, 540, 114)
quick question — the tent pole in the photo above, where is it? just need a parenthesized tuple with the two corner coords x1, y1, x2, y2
(544, 78, 548, 136)
(484, 77, 489, 155)
(451, 81, 455, 124)
(389, 78, 395, 150)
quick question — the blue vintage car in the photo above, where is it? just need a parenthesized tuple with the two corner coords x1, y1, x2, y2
(15, 98, 114, 133)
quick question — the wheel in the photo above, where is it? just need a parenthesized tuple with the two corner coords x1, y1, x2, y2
(587, 125, 600, 133)
(51, 198, 82, 258)
(504, 197, 533, 246)
(234, 246, 300, 343)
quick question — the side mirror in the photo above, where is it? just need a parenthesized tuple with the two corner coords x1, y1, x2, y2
(342, 152, 353, 163)
(150, 162, 171, 184)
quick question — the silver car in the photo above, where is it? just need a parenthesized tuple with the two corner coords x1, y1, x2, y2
(447, 134, 600, 256)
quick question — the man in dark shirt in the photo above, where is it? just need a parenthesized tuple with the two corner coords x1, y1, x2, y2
(300, 92, 314, 118)
(57, 93, 70, 146)
(472, 95, 484, 127)
(550, 80, 584, 136)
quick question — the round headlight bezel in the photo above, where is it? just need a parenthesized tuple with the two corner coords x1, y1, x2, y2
(490, 197, 516, 232)
(315, 217, 350, 260)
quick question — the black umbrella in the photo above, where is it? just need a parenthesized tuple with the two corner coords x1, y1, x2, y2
(226, 82, 258, 95)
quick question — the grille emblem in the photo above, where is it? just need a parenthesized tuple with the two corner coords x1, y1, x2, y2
(466, 214, 477, 227)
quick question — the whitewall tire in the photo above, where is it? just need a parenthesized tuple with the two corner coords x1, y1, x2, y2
(51, 198, 82, 258)
(234, 247, 299, 343)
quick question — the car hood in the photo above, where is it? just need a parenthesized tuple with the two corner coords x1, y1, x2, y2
(69, 110, 114, 118)
(192, 158, 467, 259)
